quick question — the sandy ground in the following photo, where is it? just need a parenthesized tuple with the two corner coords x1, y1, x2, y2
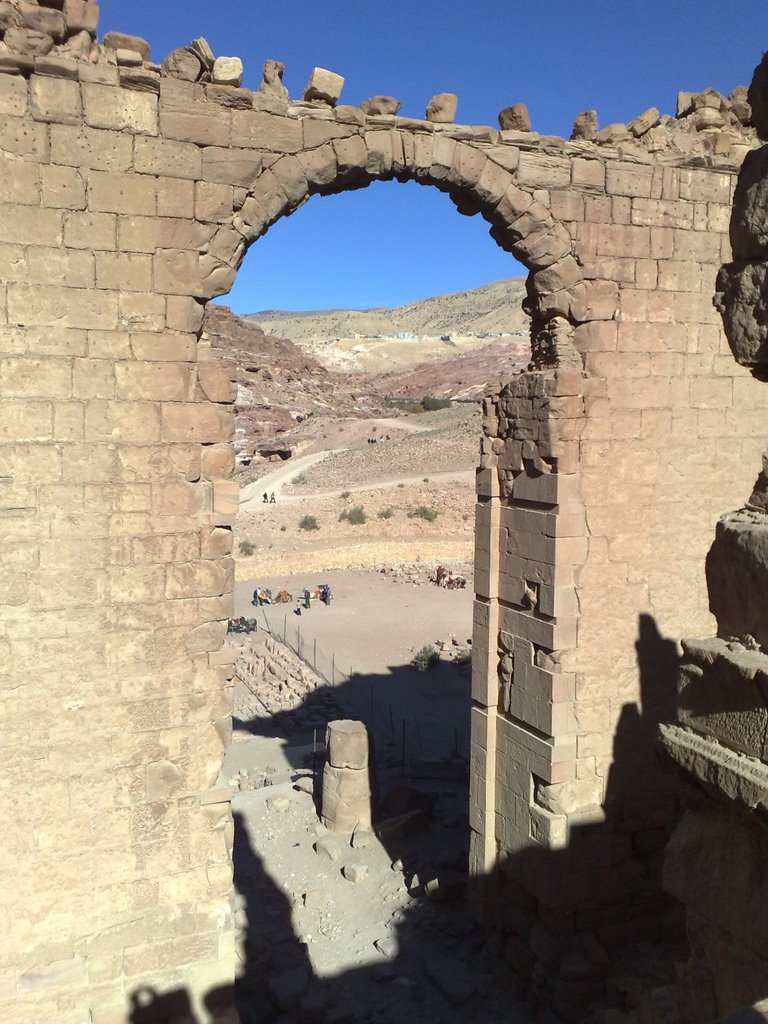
(223, 570, 533, 1024)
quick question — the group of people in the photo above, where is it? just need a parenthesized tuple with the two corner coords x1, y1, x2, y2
(294, 584, 333, 615)
(262, 491, 276, 503)
(251, 587, 273, 606)
(366, 434, 391, 444)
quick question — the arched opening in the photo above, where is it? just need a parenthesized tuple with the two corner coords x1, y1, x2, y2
(201, 127, 591, 1023)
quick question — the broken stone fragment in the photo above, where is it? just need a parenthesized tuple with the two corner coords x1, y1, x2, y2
(62, 1, 100, 37)
(341, 860, 368, 883)
(303, 66, 344, 106)
(321, 761, 372, 833)
(102, 30, 149, 62)
(426, 91, 457, 123)
(260, 58, 288, 99)
(212, 55, 243, 87)
(303, 889, 331, 910)
(4, 26, 53, 56)
(359, 95, 401, 116)
(570, 109, 598, 141)
(314, 833, 345, 862)
(115, 48, 142, 67)
(0, 2, 17, 33)
(161, 46, 202, 82)
(189, 36, 214, 71)
(498, 102, 530, 132)
(730, 85, 752, 127)
(374, 937, 398, 959)
(596, 122, 630, 145)
(627, 106, 660, 137)
(19, 2, 65, 40)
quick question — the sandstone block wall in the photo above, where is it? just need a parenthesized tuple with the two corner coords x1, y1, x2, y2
(0, 3, 765, 1020)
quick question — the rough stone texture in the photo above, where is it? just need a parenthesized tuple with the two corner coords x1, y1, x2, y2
(658, 49, 768, 1024)
(426, 92, 458, 123)
(359, 95, 401, 116)
(0, 2, 765, 1020)
(303, 66, 343, 106)
(499, 102, 531, 132)
(212, 56, 243, 88)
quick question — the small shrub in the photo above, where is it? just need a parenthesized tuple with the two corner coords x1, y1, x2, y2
(280, 525, 287, 532)
(423, 477, 430, 483)
(453, 647, 472, 667)
(412, 645, 440, 672)
(421, 396, 452, 411)
(397, 482, 405, 489)
(377, 506, 394, 519)
(298, 514, 319, 531)
(410, 505, 438, 522)
(341, 505, 367, 525)
(291, 472, 307, 485)
(340, 490, 351, 500)
(238, 540, 256, 556)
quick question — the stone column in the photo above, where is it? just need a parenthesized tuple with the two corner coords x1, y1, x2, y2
(321, 720, 372, 834)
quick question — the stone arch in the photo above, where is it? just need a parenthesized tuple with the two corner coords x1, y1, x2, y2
(196, 127, 589, 369)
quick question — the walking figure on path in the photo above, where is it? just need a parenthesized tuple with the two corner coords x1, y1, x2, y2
(269, 492, 276, 504)
(262, 492, 268, 503)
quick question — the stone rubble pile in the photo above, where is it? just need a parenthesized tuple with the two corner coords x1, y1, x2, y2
(234, 633, 342, 725)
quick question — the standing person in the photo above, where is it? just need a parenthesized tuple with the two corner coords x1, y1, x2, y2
(325, 585, 332, 605)
(269, 492, 276, 504)
(262, 492, 268, 504)
(303, 587, 311, 610)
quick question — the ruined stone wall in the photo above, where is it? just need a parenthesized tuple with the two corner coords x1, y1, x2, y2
(655, 56, 768, 1023)
(469, 148, 768, 1016)
(0, 3, 765, 1020)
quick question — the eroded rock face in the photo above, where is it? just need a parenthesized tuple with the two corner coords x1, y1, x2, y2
(748, 50, 768, 141)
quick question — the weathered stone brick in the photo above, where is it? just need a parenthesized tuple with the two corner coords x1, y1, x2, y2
(85, 400, 161, 443)
(195, 181, 234, 224)
(0, 204, 61, 246)
(95, 252, 153, 292)
(115, 361, 195, 402)
(161, 403, 233, 444)
(50, 125, 133, 173)
(82, 84, 158, 136)
(605, 161, 653, 198)
(134, 137, 202, 180)
(26, 247, 94, 288)
(9, 284, 118, 330)
(0, 156, 40, 205)
(231, 108, 301, 152)
(41, 165, 86, 209)
(88, 170, 156, 216)
(118, 292, 166, 332)
(0, 75, 28, 117)
(0, 116, 48, 161)
(64, 211, 117, 250)
(156, 178, 194, 219)
(30, 74, 81, 125)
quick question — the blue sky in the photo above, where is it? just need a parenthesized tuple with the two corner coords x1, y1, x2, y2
(102, 1, 767, 313)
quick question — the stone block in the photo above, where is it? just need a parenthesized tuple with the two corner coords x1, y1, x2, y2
(231, 108, 302, 152)
(50, 124, 133, 172)
(303, 67, 344, 106)
(88, 170, 156, 215)
(321, 762, 371, 833)
(29, 74, 82, 128)
(102, 31, 149, 61)
(63, 0, 99, 35)
(134, 137, 202, 180)
(326, 720, 369, 770)
(5, 26, 54, 57)
(41, 164, 86, 209)
(426, 92, 457, 123)
(82, 83, 158, 136)
(212, 57, 243, 88)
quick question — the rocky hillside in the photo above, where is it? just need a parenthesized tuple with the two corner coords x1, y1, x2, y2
(206, 278, 531, 463)
(247, 277, 528, 343)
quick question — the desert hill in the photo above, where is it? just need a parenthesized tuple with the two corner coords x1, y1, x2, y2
(247, 277, 528, 344)
(206, 277, 530, 465)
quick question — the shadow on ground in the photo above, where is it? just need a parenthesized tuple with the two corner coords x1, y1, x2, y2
(126, 613, 757, 1023)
